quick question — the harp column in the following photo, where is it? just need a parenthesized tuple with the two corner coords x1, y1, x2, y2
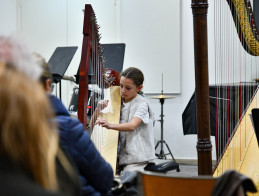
(191, 0, 212, 175)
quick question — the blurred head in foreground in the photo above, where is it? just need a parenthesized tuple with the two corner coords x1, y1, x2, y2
(0, 35, 42, 80)
(0, 63, 59, 191)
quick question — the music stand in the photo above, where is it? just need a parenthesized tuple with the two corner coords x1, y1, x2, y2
(48, 46, 78, 100)
(48, 47, 78, 83)
(74, 43, 125, 84)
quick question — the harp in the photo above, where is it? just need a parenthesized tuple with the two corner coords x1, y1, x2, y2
(138, 1, 258, 195)
(212, 0, 259, 183)
(192, 0, 259, 192)
(78, 4, 121, 174)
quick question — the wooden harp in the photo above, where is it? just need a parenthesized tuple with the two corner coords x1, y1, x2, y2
(78, 4, 121, 174)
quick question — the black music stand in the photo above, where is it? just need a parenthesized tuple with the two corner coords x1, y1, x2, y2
(48, 46, 78, 100)
(75, 43, 125, 84)
(69, 43, 125, 120)
(150, 91, 180, 172)
(48, 47, 78, 83)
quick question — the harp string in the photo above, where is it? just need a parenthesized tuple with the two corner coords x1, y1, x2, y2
(79, 5, 120, 176)
(89, 21, 114, 154)
(213, 0, 259, 184)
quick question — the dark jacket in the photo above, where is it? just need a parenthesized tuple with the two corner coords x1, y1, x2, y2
(56, 146, 81, 196)
(49, 95, 114, 196)
(212, 170, 257, 196)
(0, 156, 64, 196)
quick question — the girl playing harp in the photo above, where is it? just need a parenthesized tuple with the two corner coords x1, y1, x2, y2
(93, 67, 155, 175)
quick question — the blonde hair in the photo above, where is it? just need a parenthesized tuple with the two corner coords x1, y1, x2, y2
(0, 63, 58, 191)
(33, 53, 52, 79)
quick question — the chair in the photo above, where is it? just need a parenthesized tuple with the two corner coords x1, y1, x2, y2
(138, 172, 217, 196)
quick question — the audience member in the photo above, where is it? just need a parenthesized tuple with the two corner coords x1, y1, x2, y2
(0, 63, 63, 196)
(0, 35, 81, 196)
(34, 53, 114, 196)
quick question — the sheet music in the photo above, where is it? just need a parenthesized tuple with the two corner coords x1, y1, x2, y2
(100, 88, 113, 114)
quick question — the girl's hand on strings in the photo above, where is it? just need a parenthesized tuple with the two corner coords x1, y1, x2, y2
(97, 100, 109, 111)
(95, 118, 111, 129)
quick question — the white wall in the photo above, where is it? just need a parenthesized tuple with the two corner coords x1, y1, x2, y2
(120, 0, 181, 94)
(16, 0, 120, 105)
(174, 0, 217, 160)
(0, 0, 16, 35)
(1, 0, 220, 161)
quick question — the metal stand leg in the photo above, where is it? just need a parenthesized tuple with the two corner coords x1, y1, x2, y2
(155, 97, 180, 172)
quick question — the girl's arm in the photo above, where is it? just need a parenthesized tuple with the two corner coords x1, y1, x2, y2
(95, 116, 142, 132)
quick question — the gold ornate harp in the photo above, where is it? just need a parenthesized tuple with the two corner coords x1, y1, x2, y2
(193, 0, 259, 192)
(212, 0, 259, 187)
(78, 4, 121, 174)
(139, 1, 259, 195)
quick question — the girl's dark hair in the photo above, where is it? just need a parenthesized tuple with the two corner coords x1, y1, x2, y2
(121, 67, 144, 87)
(121, 67, 144, 95)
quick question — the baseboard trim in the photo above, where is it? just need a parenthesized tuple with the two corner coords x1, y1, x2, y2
(164, 158, 217, 166)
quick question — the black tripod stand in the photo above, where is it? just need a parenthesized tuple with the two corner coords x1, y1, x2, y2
(150, 93, 180, 172)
